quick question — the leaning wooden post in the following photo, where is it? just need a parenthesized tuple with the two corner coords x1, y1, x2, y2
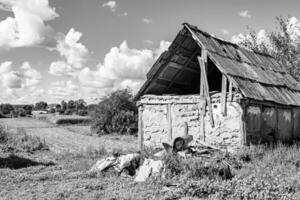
(221, 75, 227, 116)
(167, 103, 173, 143)
(138, 105, 144, 151)
(183, 122, 188, 137)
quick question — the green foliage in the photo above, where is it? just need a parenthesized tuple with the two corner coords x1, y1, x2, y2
(0, 104, 14, 115)
(49, 108, 55, 113)
(64, 109, 73, 115)
(77, 109, 88, 116)
(90, 89, 138, 135)
(0, 126, 49, 153)
(55, 118, 91, 125)
(34, 101, 48, 110)
(236, 16, 300, 81)
(23, 105, 33, 115)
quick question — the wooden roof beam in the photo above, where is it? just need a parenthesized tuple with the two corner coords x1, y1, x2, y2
(165, 49, 201, 91)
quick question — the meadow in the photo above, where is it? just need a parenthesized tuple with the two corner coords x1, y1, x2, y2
(1, 117, 300, 200)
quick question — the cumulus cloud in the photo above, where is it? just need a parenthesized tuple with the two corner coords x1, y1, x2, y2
(48, 80, 78, 100)
(102, 1, 117, 12)
(238, 10, 251, 18)
(78, 40, 170, 94)
(21, 62, 43, 87)
(0, 0, 58, 48)
(142, 18, 153, 24)
(287, 16, 300, 41)
(0, 61, 42, 90)
(56, 28, 88, 69)
(221, 29, 230, 35)
(118, 12, 128, 17)
(49, 61, 73, 77)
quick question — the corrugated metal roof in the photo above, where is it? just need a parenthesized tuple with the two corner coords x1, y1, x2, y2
(136, 23, 300, 106)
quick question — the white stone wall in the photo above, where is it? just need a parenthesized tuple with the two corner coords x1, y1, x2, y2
(139, 94, 244, 151)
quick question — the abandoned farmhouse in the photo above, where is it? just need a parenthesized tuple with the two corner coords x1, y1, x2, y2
(135, 23, 300, 151)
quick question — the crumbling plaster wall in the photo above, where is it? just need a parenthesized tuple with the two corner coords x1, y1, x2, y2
(138, 94, 244, 151)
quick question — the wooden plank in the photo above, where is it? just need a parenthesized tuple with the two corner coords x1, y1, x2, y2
(138, 106, 144, 150)
(183, 122, 188, 136)
(221, 75, 227, 116)
(167, 104, 173, 142)
(228, 80, 233, 102)
(198, 56, 215, 127)
(166, 50, 200, 92)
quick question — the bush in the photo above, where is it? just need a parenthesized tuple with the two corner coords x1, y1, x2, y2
(0, 126, 8, 143)
(55, 118, 91, 125)
(64, 109, 73, 115)
(49, 108, 55, 113)
(77, 109, 88, 116)
(0, 126, 49, 153)
(90, 89, 138, 136)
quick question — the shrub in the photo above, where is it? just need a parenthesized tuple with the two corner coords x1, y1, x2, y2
(90, 89, 138, 136)
(0, 104, 14, 115)
(0, 126, 8, 143)
(55, 118, 91, 125)
(64, 109, 73, 115)
(0, 126, 49, 153)
(49, 108, 56, 113)
(77, 109, 88, 116)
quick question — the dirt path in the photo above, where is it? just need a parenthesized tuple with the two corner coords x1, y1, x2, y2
(0, 118, 137, 153)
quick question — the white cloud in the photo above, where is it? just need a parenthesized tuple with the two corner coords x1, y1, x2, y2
(154, 40, 171, 57)
(47, 80, 78, 100)
(0, 0, 58, 48)
(143, 40, 154, 45)
(142, 18, 153, 24)
(238, 10, 251, 18)
(21, 62, 43, 87)
(221, 29, 230, 35)
(118, 12, 128, 17)
(49, 61, 73, 77)
(0, 61, 42, 90)
(78, 40, 170, 94)
(102, 1, 117, 12)
(287, 17, 300, 41)
(56, 28, 88, 69)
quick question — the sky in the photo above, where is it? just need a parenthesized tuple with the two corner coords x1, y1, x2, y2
(0, 0, 299, 104)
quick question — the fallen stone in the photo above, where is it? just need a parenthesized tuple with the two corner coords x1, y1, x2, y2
(89, 156, 117, 172)
(134, 159, 164, 182)
(114, 153, 140, 173)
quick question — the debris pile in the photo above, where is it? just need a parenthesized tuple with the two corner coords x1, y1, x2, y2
(89, 135, 238, 182)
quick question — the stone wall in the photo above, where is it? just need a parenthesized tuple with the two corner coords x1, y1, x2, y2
(138, 93, 244, 152)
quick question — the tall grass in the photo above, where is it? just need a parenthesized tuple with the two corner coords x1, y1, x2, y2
(0, 126, 49, 153)
(162, 144, 300, 200)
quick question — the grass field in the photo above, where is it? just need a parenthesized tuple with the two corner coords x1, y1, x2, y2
(0, 117, 137, 153)
(2, 118, 300, 199)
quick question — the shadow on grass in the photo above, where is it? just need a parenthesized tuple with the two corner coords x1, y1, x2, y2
(0, 154, 55, 169)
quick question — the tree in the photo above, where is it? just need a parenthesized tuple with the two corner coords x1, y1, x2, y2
(90, 89, 138, 135)
(23, 105, 33, 115)
(67, 100, 76, 110)
(0, 104, 14, 115)
(75, 99, 87, 110)
(61, 100, 67, 112)
(234, 16, 300, 81)
(34, 101, 48, 110)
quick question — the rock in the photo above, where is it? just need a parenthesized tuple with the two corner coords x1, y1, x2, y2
(154, 150, 167, 158)
(89, 156, 117, 172)
(89, 153, 141, 175)
(134, 159, 164, 182)
(114, 153, 140, 173)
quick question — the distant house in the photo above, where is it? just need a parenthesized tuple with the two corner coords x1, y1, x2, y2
(135, 23, 300, 152)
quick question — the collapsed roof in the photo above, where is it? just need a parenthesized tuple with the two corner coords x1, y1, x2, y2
(136, 23, 300, 106)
